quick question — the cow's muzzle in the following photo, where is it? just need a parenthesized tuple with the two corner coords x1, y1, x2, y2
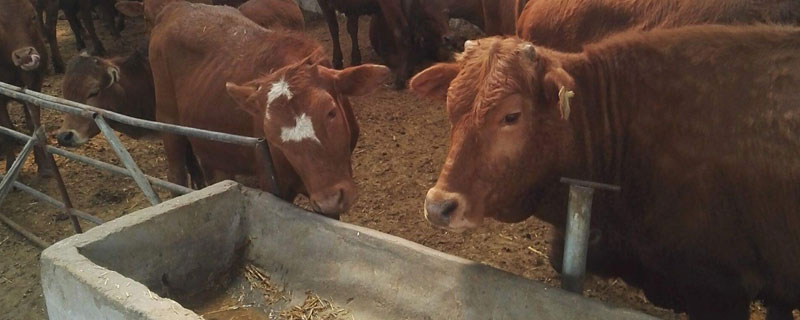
(12, 47, 41, 71)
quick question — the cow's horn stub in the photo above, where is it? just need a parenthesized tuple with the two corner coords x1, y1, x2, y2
(106, 66, 120, 88)
(464, 40, 478, 53)
(517, 42, 536, 61)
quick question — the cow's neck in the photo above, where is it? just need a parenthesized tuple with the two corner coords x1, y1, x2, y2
(252, 117, 302, 201)
(561, 52, 636, 187)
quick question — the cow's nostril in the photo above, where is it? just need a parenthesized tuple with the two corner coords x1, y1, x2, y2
(440, 200, 457, 218)
(56, 131, 74, 145)
(426, 198, 458, 220)
(335, 189, 344, 206)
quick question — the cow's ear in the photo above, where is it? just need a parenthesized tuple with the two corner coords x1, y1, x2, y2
(542, 67, 575, 120)
(321, 64, 391, 96)
(409, 63, 459, 101)
(115, 1, 144, 17)
(225, 82, 261, 117)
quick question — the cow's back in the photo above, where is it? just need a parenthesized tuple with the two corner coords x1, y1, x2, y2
(148, 2, 320, 174)
(518, 0, 800, 51)
(576, 25, 800, 307)
(238, 0, 304, 31)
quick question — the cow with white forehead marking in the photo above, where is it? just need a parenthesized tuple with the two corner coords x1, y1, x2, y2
(147, 1, 389, 218)
(225, 56, 388, 217)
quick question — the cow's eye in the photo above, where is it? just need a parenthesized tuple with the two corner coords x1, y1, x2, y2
(327, 109, 337, 120)
(87, 87, 100, 99)
(502, 112, 521, 125)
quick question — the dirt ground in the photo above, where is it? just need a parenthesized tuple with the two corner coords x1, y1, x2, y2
(0, 9, 786, 320)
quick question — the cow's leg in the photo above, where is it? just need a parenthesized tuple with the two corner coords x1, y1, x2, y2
(346, 14, 361, 66)
(185, 145, 206, 190)
(0, 99, 18, 173)
(97, 1, 121, 40)
(77, 0, 105, 55)
(42, 0, 65, 73)
(116, 13, 125, 33)
(65, 9, 88, 51)
(162, 133, 192, 196)
(317, 0, 343, 69)
(376, 0, 411, 88)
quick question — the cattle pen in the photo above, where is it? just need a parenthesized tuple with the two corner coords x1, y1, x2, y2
(0, 74, 625, 305)
(0, 81, 279, 247)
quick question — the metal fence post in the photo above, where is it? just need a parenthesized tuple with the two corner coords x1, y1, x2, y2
(95, 115, 161, 205)
(559, 177, 620, 294)
(255, 139, 280, 198)
(0, 128, 40, 205)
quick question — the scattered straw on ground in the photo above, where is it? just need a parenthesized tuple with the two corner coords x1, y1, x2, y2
(244, 263, 288, 305)
(276, 291, 351, 320)
(242, 264, 352, 320)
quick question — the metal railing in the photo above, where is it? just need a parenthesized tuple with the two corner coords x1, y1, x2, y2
(0, 81, 279, 248)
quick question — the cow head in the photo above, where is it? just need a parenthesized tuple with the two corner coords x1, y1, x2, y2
(226, 55, 390, 217)
(410, 37, 576, 232)
(56, 51, 131, 147)
(0, 0, 46, 72)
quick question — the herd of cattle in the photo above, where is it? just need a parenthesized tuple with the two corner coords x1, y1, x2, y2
(2, 0, 800, 318)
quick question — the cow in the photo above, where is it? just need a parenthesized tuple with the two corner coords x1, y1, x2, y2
(0, 0, 54, 177)
(36, 0, 125, 73)
(367, 0, 529, 69)
(55, 49, 155, 147)
(409, 27, 800, 319)
(237, 0, 305, 31)
(316, 0, 449, 88)
(516, 0, 800, 52)
(147, 2, 389, 217)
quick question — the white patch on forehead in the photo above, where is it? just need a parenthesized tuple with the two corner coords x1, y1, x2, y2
(264, 77, 293, 120)
(280, 113, 320, 144)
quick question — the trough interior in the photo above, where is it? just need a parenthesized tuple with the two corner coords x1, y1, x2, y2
(70, 182, 653, 320)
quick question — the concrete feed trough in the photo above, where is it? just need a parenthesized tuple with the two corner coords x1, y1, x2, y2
(41, 181, 654, 320)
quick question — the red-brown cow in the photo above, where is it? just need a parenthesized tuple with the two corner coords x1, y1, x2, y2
(56, 49, 156, 147)
(410, 27, 800, 319)
(237, 0, 305, 31)
(1, 0, 53, 176)
(148, 2, 389, 217)
(517, 0, 800, 52)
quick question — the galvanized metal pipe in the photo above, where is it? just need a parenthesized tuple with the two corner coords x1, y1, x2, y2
(558, 177, 620, 294)
(0, 173, 102, 225)
(0, 128, 40, 206)
(0, 213, 50, 249)
(560, 184, 594, 293)
(0, 82, 260, 146)
(0, 125, 192, 195)
(95, 115, 161, 205)
(255, 139, 280, 198)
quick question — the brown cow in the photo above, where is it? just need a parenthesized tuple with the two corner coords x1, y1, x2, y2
(0, 0, 54, 176)
(148, 2, 389, 217)
(317, 0, 449, 88)
(517, 0, 800, 52)
(410, 27, 800, 319)
(36, 0, 125, 72)
(237, 0, 305, 31)
(55, 49, 155, 147)
(368, 0, 528, 63)
(115, 0, 213, 28)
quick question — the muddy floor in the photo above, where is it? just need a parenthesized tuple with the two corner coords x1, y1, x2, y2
(0, 8, 786, 320)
